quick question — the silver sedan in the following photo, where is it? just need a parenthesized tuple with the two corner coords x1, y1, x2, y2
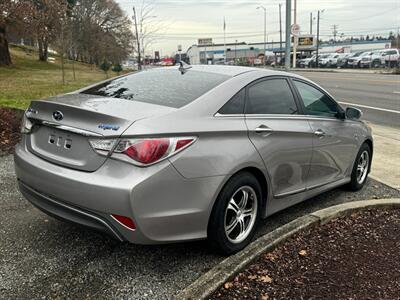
(14, 65, 373, 254)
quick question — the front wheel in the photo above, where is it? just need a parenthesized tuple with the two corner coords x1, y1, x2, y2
(208, 172, 262, 255)
(347, 143, 371, 191)
(372, 60, 381, 68)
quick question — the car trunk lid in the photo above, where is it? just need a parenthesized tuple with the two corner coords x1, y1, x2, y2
(25, 93, 175, 172)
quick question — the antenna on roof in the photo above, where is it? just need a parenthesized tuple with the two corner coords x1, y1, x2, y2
(178, 61, 192, 74)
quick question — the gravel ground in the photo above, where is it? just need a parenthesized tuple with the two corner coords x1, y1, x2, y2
(0, 154, 399, 299)
(210, 208, 400, 300)
(0, 108, 23, 156)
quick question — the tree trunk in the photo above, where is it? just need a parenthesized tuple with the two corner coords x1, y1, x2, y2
(38, 37, 49, 61)
(0, 26, 12, 66)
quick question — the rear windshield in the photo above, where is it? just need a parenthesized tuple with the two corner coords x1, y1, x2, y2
(81, 68, 230, 108)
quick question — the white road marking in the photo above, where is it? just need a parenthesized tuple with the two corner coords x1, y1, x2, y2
(393, 91, 400, 94)
(338, 101, 400, 114)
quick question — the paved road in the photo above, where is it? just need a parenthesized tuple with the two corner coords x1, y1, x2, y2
(293, 71, 400, 129)
(1, 155, 399, 299)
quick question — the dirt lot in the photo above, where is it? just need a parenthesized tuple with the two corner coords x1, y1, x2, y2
(210, 208, 400, 300)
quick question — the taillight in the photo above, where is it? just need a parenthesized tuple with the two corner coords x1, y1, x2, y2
(89, 136, 196, 166)
(123, 139, 170, 164)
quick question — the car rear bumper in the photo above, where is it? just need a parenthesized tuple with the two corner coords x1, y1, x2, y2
(18, 180, 125, 241)
(14, 137, 224, 244)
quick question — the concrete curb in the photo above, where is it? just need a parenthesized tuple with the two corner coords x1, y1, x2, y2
(173, 198, 400, 300)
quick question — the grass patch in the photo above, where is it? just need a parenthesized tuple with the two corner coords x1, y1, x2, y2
(0, 45, 123, 110)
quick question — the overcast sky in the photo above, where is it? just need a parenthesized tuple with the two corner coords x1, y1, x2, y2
(116, 0, 399, 56)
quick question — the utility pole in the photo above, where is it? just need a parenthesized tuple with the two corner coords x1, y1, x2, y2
(279, 4, 283, 64)
(316, 10, 320, 68)
(292, 0, 297, 68)
(310, 12, 313, 34)
(257, 6, 267, 66)
(332, 24, 338, 42)
(223, 17, 226, 63)
(133, 6, 142, 70)
(285, 0, 291, 70)
(235, 39, 237, 62)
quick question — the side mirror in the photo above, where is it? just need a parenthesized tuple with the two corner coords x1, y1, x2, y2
(346, 107, 362, 120)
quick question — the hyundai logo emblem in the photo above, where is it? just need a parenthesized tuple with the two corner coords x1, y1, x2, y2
(52, 110, 64, 121)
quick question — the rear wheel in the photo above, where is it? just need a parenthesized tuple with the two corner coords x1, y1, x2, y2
(208, 172, 262, 255)
(347, 143, 371, 191)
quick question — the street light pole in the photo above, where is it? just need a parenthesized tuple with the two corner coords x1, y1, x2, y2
(133, 6, 142, 70)
(292, 0, 297, 68)
(316, 10, 320, 68)
(285, 0, 292, 70)
(257, 6, 267, 66)
(279, 3, 283, 64)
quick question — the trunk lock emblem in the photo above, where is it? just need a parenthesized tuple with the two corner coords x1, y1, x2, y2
(52, 111, 64, 121)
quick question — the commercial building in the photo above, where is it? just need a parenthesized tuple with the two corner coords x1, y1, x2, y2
(186, 39, 393, 65)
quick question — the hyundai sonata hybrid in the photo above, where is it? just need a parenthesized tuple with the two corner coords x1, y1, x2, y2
(14, 65, 373, 254)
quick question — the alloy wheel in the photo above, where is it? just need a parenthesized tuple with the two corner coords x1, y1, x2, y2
(356, 150, 369, 184)
(224, 186, 258, 244)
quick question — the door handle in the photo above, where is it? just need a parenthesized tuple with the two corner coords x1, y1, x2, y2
(314, 129, 326, 137)
(255, 125, 273, 134)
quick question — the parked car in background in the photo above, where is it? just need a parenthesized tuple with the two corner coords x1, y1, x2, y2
(347, 51, 372, 68)
(382, 48, 400, 68)
(14, 65, 373, 255)
(299, 55, 316, 68)
(337, 52, 358, 68)
(327, 53, 347, 68)
(360, 50, 385, 68)
(317, 54, 332, 67)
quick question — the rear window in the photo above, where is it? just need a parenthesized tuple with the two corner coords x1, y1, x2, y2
(81, 68, 230, 108)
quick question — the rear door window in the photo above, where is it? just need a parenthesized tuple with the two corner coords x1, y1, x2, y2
(81, 69, 230, 108)
(245, 78, 298, 115)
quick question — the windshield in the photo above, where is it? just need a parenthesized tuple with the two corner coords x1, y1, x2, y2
(81, 68, 230, 108)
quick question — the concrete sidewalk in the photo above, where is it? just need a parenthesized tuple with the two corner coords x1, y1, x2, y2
(369, 123, 400, 189)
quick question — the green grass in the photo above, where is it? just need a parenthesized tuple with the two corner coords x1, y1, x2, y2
(0, 44, 122, 109)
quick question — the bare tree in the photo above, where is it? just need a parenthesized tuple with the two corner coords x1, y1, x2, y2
(70, 0, 133, 66)
(132, 0, 168, 69)
(0, 0, 33, 65)
(28, 0, 67, 61)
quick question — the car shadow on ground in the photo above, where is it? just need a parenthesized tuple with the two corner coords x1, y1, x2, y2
(2, 178, 399, 299)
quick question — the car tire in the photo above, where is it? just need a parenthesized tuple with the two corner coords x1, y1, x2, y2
(207, 172, 262, 255)
(347, 143, 371, 191)
(372, 60, 381, 68)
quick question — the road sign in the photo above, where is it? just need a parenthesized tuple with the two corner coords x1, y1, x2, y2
(198, 38, 213, 45)
(291, 24, 301, 36)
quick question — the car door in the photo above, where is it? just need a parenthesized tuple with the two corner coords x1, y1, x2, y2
(245, 77, 313, 198)
(291, 79, 359, 189)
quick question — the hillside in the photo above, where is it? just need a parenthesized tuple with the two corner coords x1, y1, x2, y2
(0, 45, 122, 109)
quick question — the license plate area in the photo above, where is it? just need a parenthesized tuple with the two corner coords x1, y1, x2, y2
(27, 125, 107, 172)
(48, 134, 73, 150)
